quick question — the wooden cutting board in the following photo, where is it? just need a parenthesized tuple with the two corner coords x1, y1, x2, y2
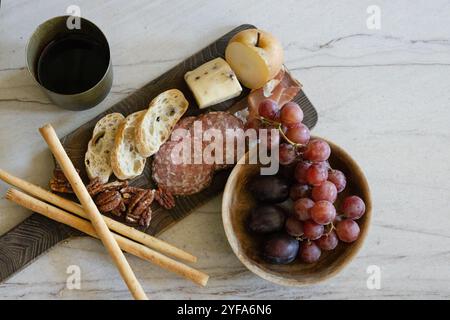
(0, 24, 318, 282)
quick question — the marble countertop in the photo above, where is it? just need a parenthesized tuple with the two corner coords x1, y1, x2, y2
(1, 0, 450, 299)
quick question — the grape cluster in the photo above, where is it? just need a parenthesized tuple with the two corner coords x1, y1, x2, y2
(246, 99, 367, 265)
(257, 99, 311, 150)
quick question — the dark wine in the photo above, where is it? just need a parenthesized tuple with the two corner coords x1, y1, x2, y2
(37, 33, 109, 95)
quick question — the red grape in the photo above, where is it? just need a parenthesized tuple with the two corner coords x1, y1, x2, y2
(294, 161, 312, 184)
(316, 231, 339, 251)
(306, 162, 328, 186)
(293, 198, 314, 221)
(278, 143, 297, 165)
(299, 241, 321, 263)
(258, 99, 279, 120)
(336, 219, 360, 243)
(303, 220, 324, 240)
(310, 200, 336, 225)
(341, 196, 366, 220)
(304, 139, 331, 162)
(289, 183, 311, 200)
(285, 123, 310, 145)
(285, 217, 304, 237)
(312, 181, 338, 202)
(328, 169, 346, 193)
(280, 102, 303, 127)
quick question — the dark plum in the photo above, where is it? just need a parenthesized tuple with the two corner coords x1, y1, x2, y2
(248, 205, 286, 234)
(278, 161, 298, 182)
(249, 175, 290, 203)
(263, 233, 299, 264)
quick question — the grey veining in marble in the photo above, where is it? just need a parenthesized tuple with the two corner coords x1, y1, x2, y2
(1, 0, 450, 299)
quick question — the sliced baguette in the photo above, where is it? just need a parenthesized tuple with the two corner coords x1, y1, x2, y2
(135, 89, 189, 157)
(85, 113, 125, 183)
(111, 111, 147, 180)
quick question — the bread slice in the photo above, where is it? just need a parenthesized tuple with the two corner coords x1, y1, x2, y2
(111, 111, 147, 180)
(84, 113, 125, 183)
(135, 89, 189, 157)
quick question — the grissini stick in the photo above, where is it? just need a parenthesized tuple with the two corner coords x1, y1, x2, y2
(6, 189, 209, 286)
(0, 168, 197, 263)
(5, 189, 209, 286)
(39, 124, 147, 300)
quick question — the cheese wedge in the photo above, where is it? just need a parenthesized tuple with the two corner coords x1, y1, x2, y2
(184, 58, 242, 109)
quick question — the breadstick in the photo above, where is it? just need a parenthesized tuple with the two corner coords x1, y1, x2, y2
(0, 168, 197, 263)
(5, 189, 209, 286)
(39, 124, 147, 300)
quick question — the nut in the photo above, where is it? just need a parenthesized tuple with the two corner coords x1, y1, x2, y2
(125, 190, 155, 227)
(95, 190, 122, 213)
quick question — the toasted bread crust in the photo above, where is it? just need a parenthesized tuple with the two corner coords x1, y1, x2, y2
(135, 89, 189, 157)
(111, 111, 147, 180)
(85, 113, 125, 183)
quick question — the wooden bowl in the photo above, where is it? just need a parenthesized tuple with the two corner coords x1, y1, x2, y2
(222, 138, 372, 286)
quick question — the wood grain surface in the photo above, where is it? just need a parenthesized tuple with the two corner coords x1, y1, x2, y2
(0, 214, 81, 283)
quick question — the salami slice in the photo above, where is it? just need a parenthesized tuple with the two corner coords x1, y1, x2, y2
(200, 112, 244, 170)
(152, 112, 244, 195)
(170, 116, 196, 142)
(152, 132, 214, 196)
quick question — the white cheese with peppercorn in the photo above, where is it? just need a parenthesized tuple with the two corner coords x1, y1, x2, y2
(184, 57, 242, 109)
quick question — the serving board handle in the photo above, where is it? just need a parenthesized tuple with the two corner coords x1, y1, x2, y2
(0, 213, 80, 283)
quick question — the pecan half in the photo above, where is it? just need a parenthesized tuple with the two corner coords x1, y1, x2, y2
(139, 207, 152, 228)
(111, 200, 126, 217)
(125, 190, 155, 227)
(155, 187, 175, 209)
(49, 178, 73, 193)
(87, 178, 103, 196)
(87, 178, 128, 196)
(95, 190, 122, 213)
(49, 168, 77, 194)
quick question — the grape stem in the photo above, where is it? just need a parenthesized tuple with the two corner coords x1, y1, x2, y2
(326, 222, 336, 235)
(259, 117, 306, 148)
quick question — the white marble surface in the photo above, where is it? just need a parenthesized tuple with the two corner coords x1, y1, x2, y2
(1, 0, 450, 299)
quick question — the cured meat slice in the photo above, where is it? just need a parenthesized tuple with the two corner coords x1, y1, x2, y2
(152, 112, 244, 195)
(152, 140, 214, 196)
(170, 116, 196, 142)
(200, 112, 244, 170)
(247, 69, 302, 124)
(174, 116, 196, 130)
